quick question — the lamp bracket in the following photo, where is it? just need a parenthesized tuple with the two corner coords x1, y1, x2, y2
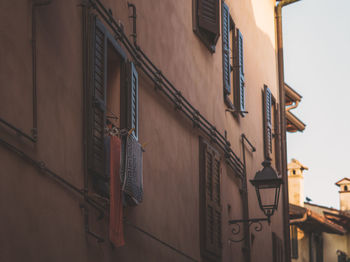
(228, 217, 270, 243)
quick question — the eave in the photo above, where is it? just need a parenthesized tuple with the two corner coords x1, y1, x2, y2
(286, 110, 306, 132)
(285, 83, 302, 106)
(289, 204, 346, 235)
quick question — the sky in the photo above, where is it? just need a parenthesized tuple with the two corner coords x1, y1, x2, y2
(283, 0, 350, 209)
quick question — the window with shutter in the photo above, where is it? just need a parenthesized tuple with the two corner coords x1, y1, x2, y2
(290, 225, 298, 259)
(193, 0, 220, 53)
(87, 16, 128, 196)
(272, 232, 283, 262)
(223, 19, 246, 118)
(235, 29, 245, 114)
(87, 17, 108, 179)
(221, 2, 231, 96)
(315, 233, 323, 262)
(199, 138, 222, 261)
(263, 85, 272, 159)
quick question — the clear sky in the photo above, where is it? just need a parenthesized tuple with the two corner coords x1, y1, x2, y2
(283, 0, 350, 209)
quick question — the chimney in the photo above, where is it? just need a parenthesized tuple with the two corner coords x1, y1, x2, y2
(335, 178, 350, 211)
(288, 159, 308, 207)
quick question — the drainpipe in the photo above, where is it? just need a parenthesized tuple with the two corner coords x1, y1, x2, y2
(275, 1, 301, 262)
(32, 0, 53, 140)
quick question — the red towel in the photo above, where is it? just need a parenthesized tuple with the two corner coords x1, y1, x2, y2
(109, 136, 125, 247)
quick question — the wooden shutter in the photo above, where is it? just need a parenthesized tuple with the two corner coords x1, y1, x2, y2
(291, 225, 298, 259)
(263, 85, 272, 159)
(197, 0, 219, 35)
(272, 232, 283, 262)
(222, 2, 231, 95)
(234, 29, 245, 113)
(315, 233, 323, 262)
(126, 61, 138, 140)
(87, 17, 107, 178)
(200, 138, 222, 261)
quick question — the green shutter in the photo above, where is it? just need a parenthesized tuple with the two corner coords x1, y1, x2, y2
(87, 17, 107, 178)
(237, 29, 245, 112)
(127, 62, 138, 140)
(222, 2, 231, 95)
(263, 85, 272, 159)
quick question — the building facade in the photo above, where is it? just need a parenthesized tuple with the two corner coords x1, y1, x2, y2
(1, 0, 293, 261)
(288, 161, 350, 262)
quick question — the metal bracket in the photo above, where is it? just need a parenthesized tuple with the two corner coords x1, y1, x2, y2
(228, 217, 270, 243)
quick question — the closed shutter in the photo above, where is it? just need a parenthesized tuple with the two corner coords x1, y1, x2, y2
(272, 232, 283, 262)
(274, 105, 281, 173)
(263, 85, 272, 159)
(236, 29, 245, 112)
(291, 225, 298, 259)
(197, 0, 219, 35)
(315, 233, 323, 262)
(222, 2, 231, 95)
(87, 17, 107, 178)
(126, 62, 138, 140)
(200, 138, 222, 260)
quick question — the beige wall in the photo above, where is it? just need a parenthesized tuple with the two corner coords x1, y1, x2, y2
(0, 0, 286, 261)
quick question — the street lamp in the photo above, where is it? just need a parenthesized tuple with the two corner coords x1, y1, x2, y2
(250, 159, 283, 221)
(228, 159, 282, 242)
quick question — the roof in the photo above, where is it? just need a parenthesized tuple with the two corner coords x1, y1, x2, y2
(286, 110, 306, 133)
(335, 178, 350, 186)
(285, 83, 302, 106)
(324, 211, 350, 231)
(288, 159, 308, 171)
(289, 203, 346, 235)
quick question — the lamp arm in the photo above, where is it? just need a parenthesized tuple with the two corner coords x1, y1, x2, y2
(228, 217, 270, 243)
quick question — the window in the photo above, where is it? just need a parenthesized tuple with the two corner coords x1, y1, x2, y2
(199, 138, 222, 261)
(263, 85, 280, 171)
(293, 170, 296, 175)
(87, 17, 138, 196)
(263, 86, 273, 160)
(345, 186, 348, 191)
(193, 0, 220, 53)
(222, 2, 245, 116)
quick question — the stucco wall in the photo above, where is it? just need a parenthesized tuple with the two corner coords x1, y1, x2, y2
(0, 0, 285, 261)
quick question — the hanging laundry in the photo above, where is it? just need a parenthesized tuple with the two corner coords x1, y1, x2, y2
(109, 135, 125, 247)
(122, 135, 143, 206)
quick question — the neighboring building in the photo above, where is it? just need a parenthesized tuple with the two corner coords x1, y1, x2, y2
(285, 83, 306, 133)
(288, 160, 350, 262)
(1, 0, 297, 261)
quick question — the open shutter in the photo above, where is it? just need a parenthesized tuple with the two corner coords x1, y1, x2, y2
(200, 138, 222, 261)
(263, 85, 272, 159)
(126, 62, 138, 140)
(198, 0, 219, 35)
(222, 2, 231, 95)
(87, 17, 107, 178)
(236, 29, 245, 112)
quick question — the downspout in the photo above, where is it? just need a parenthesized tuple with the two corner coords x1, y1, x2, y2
(290, 210, 308, 224)
(32, 0, 53, 140)
(275, 1, 301, 262)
